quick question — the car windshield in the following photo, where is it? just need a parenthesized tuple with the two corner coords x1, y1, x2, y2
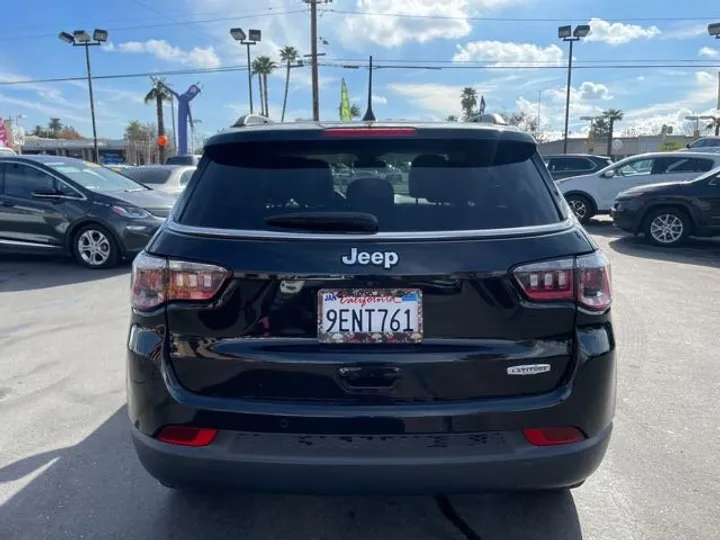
(46, 161, 148, 192)
(177, 136, 563, 233)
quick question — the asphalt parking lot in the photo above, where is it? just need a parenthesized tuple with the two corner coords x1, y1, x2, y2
(1, 221, 719, 540)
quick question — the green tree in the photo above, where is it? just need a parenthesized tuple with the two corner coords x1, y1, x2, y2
(602, 109, 624, 157)
(144, 77, 172, 163)
(446, 115, 459, 122)
(47, 118, 63, 138)
(460, 87, 478, 121)
(350, 103, 361, 119)
(279, 46, 299, 122)
(32, 125, 46, 137)
(590, 117, 611, 138)
(252, 56, 276, 118)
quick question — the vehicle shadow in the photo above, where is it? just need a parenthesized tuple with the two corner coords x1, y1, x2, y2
(0, 407, 583, 540)
(0, 255, 130, 293)
(608, 235, 720, 268)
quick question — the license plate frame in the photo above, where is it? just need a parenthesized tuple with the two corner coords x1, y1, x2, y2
(317, 288, 423, 344)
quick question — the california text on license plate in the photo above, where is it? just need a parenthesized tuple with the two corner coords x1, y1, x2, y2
(317, 288, 423, 344)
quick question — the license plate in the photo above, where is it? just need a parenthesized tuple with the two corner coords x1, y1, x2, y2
(317, 288, 423, 344)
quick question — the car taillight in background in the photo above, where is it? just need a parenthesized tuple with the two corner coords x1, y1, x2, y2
(513, 251, 611, 311)
(131, 251, 229, 311)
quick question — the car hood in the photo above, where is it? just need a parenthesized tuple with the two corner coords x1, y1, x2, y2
(618, 181, 684, 196)
(103, 188, 178, 209)
(555, 173, 596, 188)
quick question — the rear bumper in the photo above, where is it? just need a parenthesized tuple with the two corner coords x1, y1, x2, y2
(132, 423, 612, 495)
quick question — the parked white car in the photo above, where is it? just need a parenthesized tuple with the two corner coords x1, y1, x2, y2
(0, 147, 17, 156)
(557, 151, 720, 223)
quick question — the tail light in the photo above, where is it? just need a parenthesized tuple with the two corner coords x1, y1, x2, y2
(513, 251, 611, 311)
(523, 427, 585, 447)
(156, 426, 217, 447)
(131, 251, 229, 311)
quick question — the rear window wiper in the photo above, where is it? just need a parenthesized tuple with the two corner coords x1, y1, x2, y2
(264, 212, 379, 233)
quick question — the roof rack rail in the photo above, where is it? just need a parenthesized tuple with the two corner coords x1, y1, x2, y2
(232, 114, 274, 128)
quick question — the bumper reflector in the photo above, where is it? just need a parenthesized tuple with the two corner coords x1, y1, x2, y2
(156, 426, 218, 447)
(522, 427, 585, 447)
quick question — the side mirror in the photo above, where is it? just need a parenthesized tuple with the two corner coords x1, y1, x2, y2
(603, 170, 616, 178)
(686, 144, 691, 149)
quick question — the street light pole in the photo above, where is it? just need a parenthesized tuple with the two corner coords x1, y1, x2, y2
(59, 29, 108, 163)
(558, 24, 590, 154)
(83, 43, 99, 163)
(230, 28, 262, 115)
(245, 43, 254, 114)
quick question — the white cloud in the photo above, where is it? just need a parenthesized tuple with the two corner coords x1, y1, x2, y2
(621, 71, 719, 135)
(372, 94, 388, 105)
(585, 18, 661, 45)
(387, 76, 520, 117)
(699, 47, 719, 58)
(453, 41, 564, 67)
(108, 39, 221, 69)
(387, 83, 465, 116)
(334, 0, 531, 48)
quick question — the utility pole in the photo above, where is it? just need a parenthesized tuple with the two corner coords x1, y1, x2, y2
(304, 0, 331, 121)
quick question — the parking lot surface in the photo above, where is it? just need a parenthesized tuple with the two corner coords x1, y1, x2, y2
(1, 222, 719, 540)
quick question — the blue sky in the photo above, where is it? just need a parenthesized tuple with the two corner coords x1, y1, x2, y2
(1, 0, 719, 141)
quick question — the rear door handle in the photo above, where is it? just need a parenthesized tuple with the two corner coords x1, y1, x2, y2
(338, 366, 402, 390)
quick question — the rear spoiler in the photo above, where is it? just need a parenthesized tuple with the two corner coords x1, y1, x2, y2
(231, 114, 274, 128)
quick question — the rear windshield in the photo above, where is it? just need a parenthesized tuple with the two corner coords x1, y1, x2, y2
(178, 138, 561, 232)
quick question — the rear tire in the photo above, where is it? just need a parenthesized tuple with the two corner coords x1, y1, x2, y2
(72, 224, 120, 269)
(643, 208, 691, 247)
(565, 194, 594, 224)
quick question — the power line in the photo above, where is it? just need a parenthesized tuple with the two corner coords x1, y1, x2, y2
(0, 66, 250, 86)
(1, 60, 718, 87)
(329, 57, 720, 65)
(0, 9, 307, 42)
(329, 8, 720, 23)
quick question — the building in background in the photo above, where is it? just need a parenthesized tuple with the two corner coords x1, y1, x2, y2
(538, 134, 696, 160)
(19, 136, 128, 163)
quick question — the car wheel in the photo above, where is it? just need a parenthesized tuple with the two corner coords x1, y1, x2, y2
(643, 208, 691, 247)
(72, 224, 120, 269)
(566, 195, 594, 224)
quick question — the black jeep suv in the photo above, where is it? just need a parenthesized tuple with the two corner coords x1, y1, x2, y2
(127, 121, 615, 495)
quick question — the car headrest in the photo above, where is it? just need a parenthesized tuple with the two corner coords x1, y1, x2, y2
(408, 154, 448, 201)
(346, 176, 395, 211)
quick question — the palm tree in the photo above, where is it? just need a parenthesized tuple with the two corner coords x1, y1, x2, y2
(602, 109, 624, 157)
(144, 78, 172, 163)
(279, 46, 299, 122)
(48, 118, 63, 138)
(350, 104, 361, 119)
(460, 88, 478, 121)
(706, 116, 720, 136)
(252, 56, 276, 118)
